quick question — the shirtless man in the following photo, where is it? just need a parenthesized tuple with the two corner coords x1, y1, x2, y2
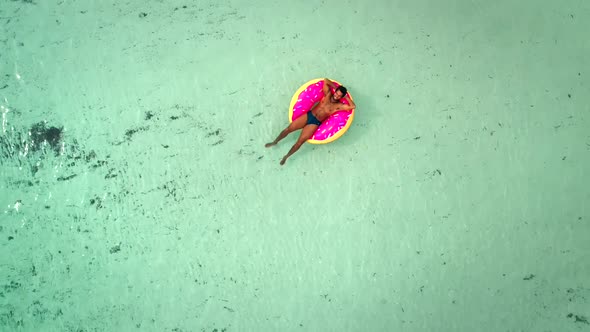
(265, 78, 355, 165)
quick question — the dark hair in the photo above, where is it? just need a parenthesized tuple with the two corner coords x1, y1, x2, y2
(336, 86, 347, 96)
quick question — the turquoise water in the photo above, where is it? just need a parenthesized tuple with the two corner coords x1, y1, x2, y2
(1, 0, 589, 331)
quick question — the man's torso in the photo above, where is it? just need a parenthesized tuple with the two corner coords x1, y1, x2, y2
(310, 95, 342, 122)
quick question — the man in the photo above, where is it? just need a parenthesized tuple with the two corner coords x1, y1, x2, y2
(265, 78, 355, 165)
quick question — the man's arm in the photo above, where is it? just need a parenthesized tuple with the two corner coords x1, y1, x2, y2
(324, 78, 337, 88)
(343, 96, 355, 110)
(323, 78, 337, 94)
(331, 96, 356, 114)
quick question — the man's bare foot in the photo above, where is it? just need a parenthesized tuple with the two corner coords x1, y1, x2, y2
(265, 142, 276, 148)
(280, 157, 286, 165)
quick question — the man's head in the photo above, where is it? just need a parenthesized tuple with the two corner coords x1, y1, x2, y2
(332, 86, 347, 101)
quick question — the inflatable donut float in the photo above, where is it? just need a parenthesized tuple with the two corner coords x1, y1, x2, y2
(288, 78, 355, 144)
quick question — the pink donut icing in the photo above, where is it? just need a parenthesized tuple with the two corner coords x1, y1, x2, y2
(291, 80, 352, 141)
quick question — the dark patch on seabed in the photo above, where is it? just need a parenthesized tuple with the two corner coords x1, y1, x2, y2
(30, 122, 62, 152)
(114, 103, 226, 147)
(109, 243, 121, 254)
(1, 121, 65, 175)
(1, 120, 111, 186)
(567, 313, 589, 324)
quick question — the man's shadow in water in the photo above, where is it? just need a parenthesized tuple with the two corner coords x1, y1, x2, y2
(325, 88, 375, 148)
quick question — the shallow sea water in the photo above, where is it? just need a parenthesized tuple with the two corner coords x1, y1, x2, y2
(1, 0, 589, 331)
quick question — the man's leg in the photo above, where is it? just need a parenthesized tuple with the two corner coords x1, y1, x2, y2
(265, 127, 290, 148)
(265, 113, 308, 147)
(280, 124, 318, 165)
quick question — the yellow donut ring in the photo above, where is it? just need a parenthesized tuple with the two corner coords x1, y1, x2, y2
(288, 78, 355, 144)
